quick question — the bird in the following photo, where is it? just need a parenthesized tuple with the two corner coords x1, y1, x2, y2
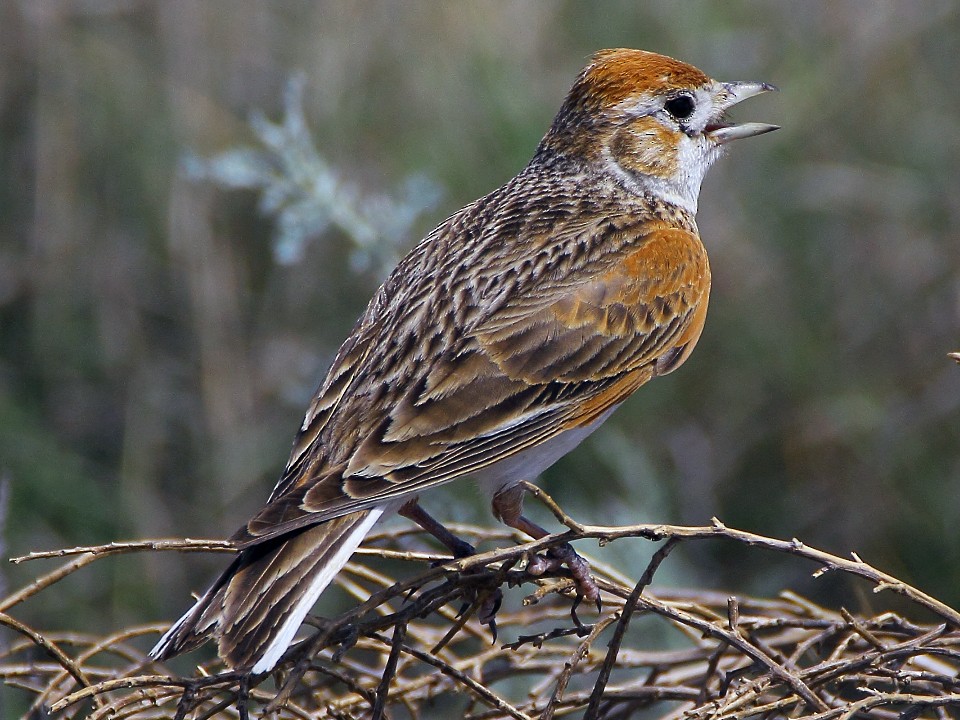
(150, 48, 777, 675)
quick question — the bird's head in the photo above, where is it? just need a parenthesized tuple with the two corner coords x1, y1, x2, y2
(539, 48, 778, 213)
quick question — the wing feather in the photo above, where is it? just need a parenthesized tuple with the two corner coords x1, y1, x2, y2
(234, 211, 709, 546)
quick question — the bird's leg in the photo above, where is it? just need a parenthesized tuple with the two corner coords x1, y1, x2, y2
(492, 484, 600, 614)
(398, 499, 476, 558)
(398, 499, 502, 630)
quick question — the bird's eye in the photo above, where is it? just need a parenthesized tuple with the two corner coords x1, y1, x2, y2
(664, 95, 695, 121)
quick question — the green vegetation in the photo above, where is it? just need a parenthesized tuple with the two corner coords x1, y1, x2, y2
(1, 0, 958, 661)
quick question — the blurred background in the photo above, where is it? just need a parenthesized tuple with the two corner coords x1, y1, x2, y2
(1, 0, 959, 656)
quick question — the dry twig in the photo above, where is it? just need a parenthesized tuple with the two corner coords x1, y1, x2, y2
(2, 487, 960, 719)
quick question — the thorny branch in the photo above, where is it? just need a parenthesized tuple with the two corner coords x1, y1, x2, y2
(3, 486, 960, 719)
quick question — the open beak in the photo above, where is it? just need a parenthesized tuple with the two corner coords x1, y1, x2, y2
(706, 81, 779, 145)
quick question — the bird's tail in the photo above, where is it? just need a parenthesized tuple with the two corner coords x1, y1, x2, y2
(150, 508, 383, 674)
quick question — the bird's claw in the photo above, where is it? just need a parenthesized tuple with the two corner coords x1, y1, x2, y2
(526, 543, 601, 618)
(457, 583, 503, 643)
(451, 540, 504, 642)
(477, 588, 502, 643)
(570, 594, 584, 628)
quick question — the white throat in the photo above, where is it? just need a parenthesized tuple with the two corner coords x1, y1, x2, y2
(603, 135, 723, 215)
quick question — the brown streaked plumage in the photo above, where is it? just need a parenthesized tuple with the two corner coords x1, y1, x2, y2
(150, 49, 777, 674)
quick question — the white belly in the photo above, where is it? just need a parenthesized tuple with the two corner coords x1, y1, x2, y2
(472, 406, 618, 498)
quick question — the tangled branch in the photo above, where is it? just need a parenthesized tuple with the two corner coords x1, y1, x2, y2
(4, 484, 960, 719)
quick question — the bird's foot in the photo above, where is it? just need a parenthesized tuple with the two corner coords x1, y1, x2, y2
(454, 566, 504, 642)
(461, 584, 503, 642)
(526, 542, 601, 621)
